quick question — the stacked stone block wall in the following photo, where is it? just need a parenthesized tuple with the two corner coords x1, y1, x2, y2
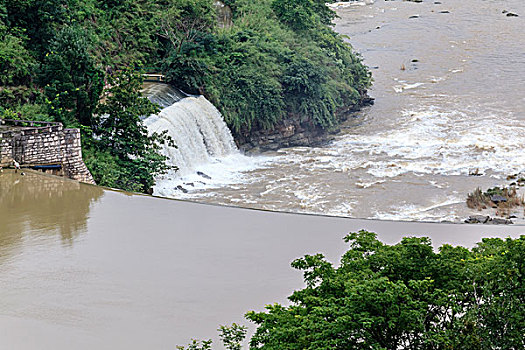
(0, 120, 95, 184)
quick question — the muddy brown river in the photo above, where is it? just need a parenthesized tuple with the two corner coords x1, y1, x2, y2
(1, 171, 524, 349)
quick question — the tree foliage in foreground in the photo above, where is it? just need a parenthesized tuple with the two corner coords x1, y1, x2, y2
(84, 69, 171, 193)
(177, 323, 247, 350)
(244, 231, 524, 350)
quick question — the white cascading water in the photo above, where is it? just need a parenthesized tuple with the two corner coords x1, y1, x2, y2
(144, 93, 264, 197)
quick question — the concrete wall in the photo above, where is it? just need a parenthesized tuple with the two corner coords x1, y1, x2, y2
(0, 121, 95, 184)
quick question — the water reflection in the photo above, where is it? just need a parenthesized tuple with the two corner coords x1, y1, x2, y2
(0, 171, 103, 254)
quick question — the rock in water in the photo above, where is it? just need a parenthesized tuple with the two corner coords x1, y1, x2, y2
(465, 215, 489, 224)
(197, 171, 212, 180)
(176, 185, 188, 193)
(465, 215, 513, 225)
(490, 195, 507, 204)
(469, 168, 481, 176)
(488, 218, 513, 225)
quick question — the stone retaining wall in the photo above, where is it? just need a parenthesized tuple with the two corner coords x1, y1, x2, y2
(0, 119, 95, 184)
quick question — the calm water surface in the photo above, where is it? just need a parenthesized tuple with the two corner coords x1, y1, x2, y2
(1, 171, 524, 349)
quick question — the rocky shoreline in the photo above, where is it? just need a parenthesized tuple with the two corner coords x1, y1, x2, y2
(234, 95, 374, 152)
(464, 176, 525, 225)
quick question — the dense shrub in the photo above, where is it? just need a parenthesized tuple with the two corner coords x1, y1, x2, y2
(161, 0, 371, 135)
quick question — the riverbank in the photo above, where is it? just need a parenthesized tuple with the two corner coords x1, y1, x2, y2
(235, 94, 374, 153)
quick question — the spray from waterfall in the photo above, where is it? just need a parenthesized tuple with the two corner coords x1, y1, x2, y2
(144, 89, 266, 197)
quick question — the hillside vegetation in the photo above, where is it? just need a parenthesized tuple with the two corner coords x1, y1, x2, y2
(162, 0, 371, 135)
(0, 0, 371, 191)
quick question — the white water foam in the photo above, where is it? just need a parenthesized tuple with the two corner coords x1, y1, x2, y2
(331, 107, 525, 179)
(393, 82, 425, 93)
(328, 0, 374, 9)
(145, 96, 267, 197)
(266, 105, 525, 194)
(373, 196, 463, 222)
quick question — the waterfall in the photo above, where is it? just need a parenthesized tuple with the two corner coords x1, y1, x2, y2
(145, 96, 238, 176)
(143, 89, 263, 197)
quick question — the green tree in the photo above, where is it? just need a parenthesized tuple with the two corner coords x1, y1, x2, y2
(470, 237, 525, 349)
(87, 68, 171, 193)
(157, 0, 215, 55)
(39, 25, 104, 126)
(176, 324, 247, 350)
(219, 323, 247, 350)
(0, 34, 34, 86)
(271, 0, 335, 31)
(162, 0, 371, 137)
(246, 231, 525, 350)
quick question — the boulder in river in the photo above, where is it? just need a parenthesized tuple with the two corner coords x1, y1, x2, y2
(465, 215, 513, 225)
(197, 171, 212, 180)
(465, 215, 490, 224)
(487, 218, 513, 225)
(176, 185, 188, 193)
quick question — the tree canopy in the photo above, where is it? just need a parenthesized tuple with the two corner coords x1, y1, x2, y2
(245, 231, 524, 350)
(84, 69, 171, 193)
